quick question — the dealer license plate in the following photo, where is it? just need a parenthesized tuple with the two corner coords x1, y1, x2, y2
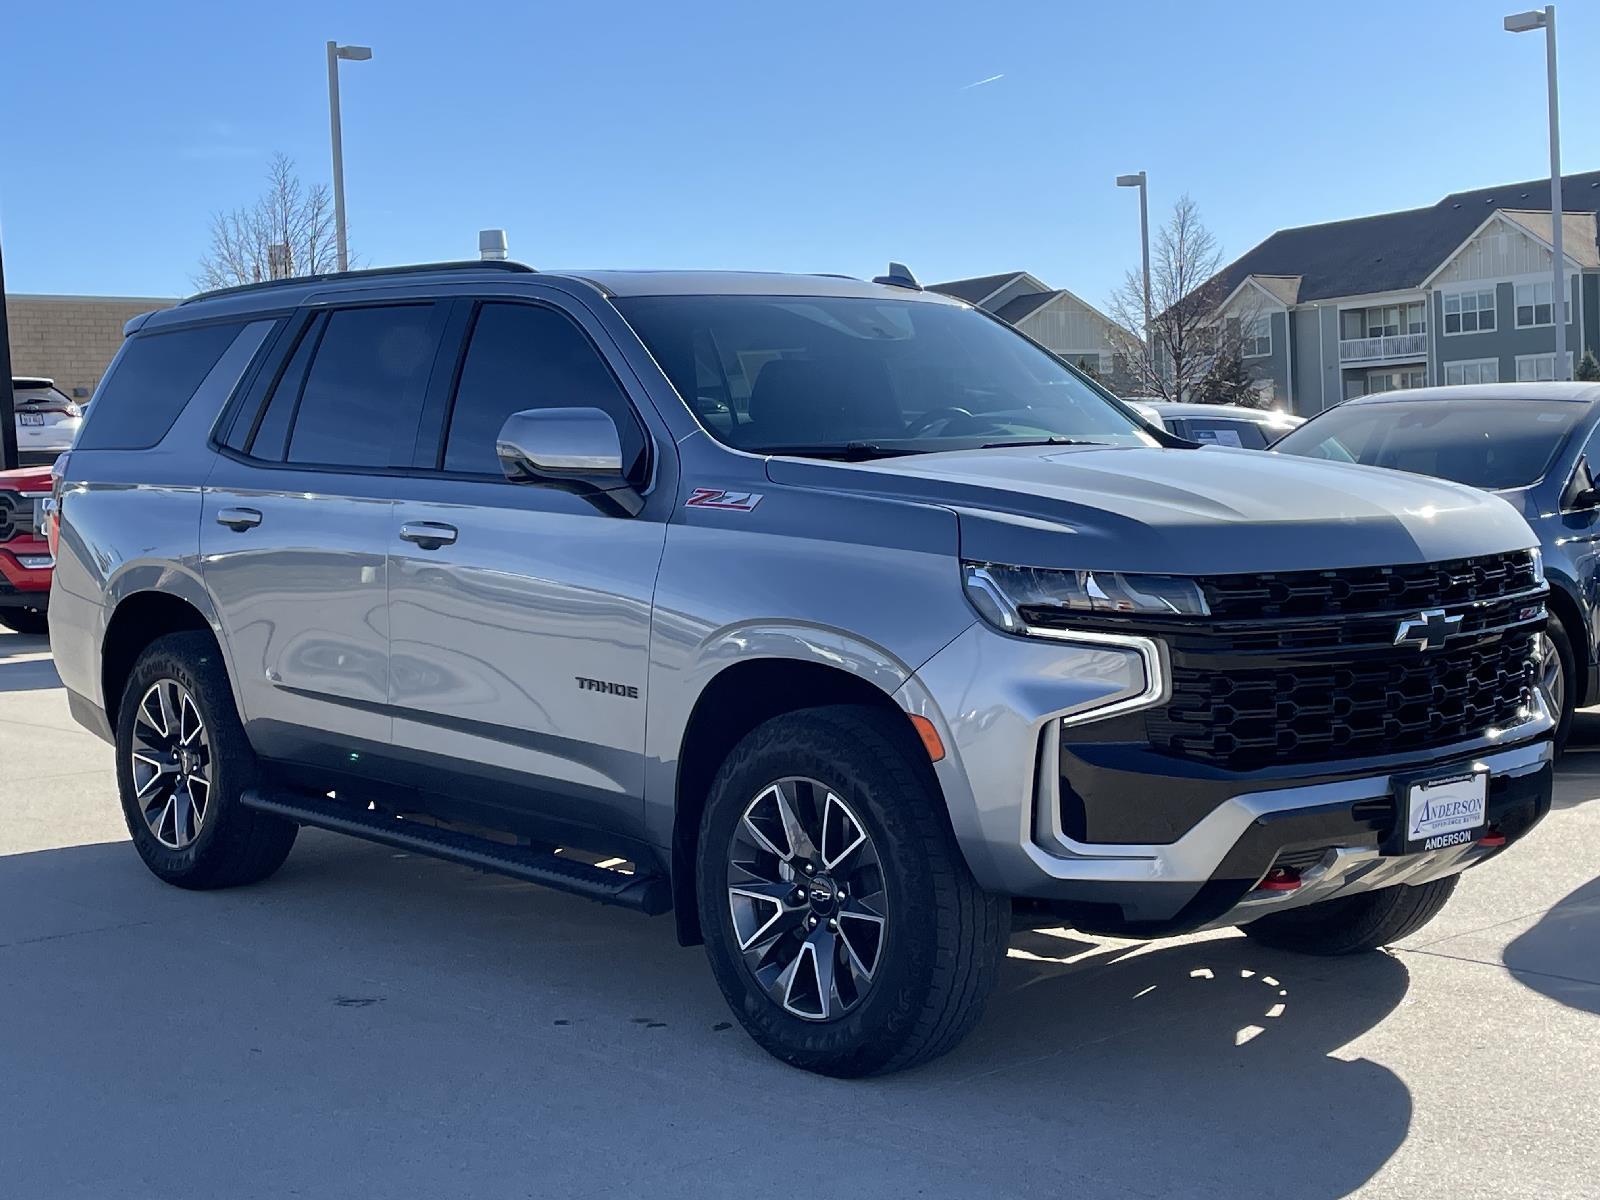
(1405, 771, 1487, 852)
(19, 413, 45, 426)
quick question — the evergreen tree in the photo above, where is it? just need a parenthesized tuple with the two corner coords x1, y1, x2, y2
(1577, 350, 1600, 382)
(1195, 345, 1256, 406)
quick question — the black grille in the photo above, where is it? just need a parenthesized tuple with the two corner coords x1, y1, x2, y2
(1197, 552, 1541, 620)
(1142, 552, 1545, 771)
(0, 492, 21, 544)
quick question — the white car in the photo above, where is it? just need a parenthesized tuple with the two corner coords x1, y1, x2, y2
(12, 377, 82, 464)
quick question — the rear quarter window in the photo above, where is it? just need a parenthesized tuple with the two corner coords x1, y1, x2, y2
(77, 322, 249, 450)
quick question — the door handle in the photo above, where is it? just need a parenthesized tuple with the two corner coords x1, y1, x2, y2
(399, 521, 458, 549)
(215, 507, 263, 531)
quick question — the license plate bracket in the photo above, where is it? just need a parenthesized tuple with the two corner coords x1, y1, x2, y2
(1391, 769, 1488, 854)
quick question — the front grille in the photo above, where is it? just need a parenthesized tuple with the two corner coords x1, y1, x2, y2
(1141, 551, 1544, 771)
(0, 491, 39, 544)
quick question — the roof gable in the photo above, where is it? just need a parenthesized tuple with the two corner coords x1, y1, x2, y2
(926, 272, 1031, 305)
(1210, 170, 1600, 306)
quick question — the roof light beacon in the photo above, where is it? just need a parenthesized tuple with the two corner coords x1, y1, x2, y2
(873, 262, 922, 290)
(479, 229, 509, 262)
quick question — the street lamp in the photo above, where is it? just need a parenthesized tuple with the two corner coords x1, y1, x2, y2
(1504, 6, 1566, 378)
(326, 41, 372, 273)
(1116, 171, 1152, 374)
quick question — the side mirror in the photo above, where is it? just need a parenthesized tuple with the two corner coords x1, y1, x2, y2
(1564, 456, 1600, 513)
(495, 407, 643, 516)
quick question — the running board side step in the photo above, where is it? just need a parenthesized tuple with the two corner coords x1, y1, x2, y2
(239, 789, 672, 915)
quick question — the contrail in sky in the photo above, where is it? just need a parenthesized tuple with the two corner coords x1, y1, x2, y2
(962, 73, 1005, 90)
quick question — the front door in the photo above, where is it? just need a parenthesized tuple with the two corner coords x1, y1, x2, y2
(385, 298, 669, 840)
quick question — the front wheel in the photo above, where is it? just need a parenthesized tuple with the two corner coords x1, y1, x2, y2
(1540, 612, 1576, 754)
(697, 705, 1007, 1077)
(1240, 875, 1458, 955)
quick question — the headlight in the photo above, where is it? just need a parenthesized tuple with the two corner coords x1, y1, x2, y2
(963, 561, 1209, 633)
(1528, 546, 1545, 585)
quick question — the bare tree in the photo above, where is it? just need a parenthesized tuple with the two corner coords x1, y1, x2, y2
(1107, 194, 1249, 402)
(194, 154, 339, 289)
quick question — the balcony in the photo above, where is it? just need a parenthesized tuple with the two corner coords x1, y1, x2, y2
(1338, 332, 1428, 363)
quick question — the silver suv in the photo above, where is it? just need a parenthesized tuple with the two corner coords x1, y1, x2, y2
(49, 262, 1554, 1076)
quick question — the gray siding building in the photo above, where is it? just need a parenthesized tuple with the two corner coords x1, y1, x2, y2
(927, 272, 1136, 390)
(1207, 172, 1600, 414)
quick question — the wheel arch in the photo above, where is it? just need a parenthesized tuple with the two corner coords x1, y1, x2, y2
(101, 590, 224, 723)
(667, 654, 942, 947)
(1544, 572, 1590, 705)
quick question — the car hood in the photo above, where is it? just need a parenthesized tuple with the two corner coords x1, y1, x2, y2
(763, 443, 1538, 574)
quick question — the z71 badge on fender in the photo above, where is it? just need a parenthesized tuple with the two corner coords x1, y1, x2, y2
(686, 487, 762, 511)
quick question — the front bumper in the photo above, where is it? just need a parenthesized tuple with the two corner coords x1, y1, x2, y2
(902, 621, 1554, 937)
(0, 538, 52, 609)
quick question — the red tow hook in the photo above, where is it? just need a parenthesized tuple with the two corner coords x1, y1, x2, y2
(1479, 828, 1508, 849)
(1256, 868, 1302, 892)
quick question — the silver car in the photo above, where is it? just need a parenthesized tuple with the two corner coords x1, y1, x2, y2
(11, 376, 82, 464)
(49, 262, 1554, 1075)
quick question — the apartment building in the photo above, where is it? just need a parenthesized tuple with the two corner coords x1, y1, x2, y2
(1208, 171, 1600, 413)
(927, 271, 1136, 390)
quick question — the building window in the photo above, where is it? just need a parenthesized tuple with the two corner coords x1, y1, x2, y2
(1444, 359, 1499, 385)
(1366, 367, 1427, 395)
(1405, 302, 1426, 335)
(1442, 288, 1496, 335)
(1514, 280, 1570, 328)
(1514, 352, 1574, 382)
(1242, 315, 1271, 358)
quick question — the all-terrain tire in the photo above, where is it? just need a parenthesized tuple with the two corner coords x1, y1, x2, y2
(697, 705, 1007, 1077)
(1241, 875, 1459, 955)
(1542, 610, 1576, 755)
(114, 631, 298, 889)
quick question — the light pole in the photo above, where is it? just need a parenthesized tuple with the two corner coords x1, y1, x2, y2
(1117, 171, 1153, 375)
(326, 41, 372, 273)
(1505, 7, 1565, 378)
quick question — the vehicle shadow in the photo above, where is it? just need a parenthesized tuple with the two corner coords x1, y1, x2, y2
(1504, 875, 1600, 1016)
(0, 834, 1414, 1200)
(0, 632, 60, 692)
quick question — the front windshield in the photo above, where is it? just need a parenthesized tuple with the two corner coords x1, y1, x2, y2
(1273, 398, 1584, 491)
(615, 294, 1151, 455)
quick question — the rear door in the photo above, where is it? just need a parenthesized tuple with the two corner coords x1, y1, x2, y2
(384, 295, 670, 840)
(203, 300, 450, 771)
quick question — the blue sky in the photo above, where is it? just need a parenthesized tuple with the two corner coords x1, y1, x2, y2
(5, 0, 1599, 309)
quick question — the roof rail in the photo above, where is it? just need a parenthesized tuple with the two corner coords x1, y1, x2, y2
(181, 259, 537, 306)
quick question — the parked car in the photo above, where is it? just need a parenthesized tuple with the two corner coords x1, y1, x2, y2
(0, 464, 54, 634)
(1274, 382, 1600, 751)
(11, 377, 82, 465)
(1129, 400, 1302, 448)
(51, 262, 1554, 1076)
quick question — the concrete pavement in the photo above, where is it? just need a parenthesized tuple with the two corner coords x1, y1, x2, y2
(1, 626, 1596, 1199)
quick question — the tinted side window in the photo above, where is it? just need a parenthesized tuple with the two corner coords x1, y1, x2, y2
(77, 322, 245, 450)
(441, 302, 646, 476)
(285, 304, 438, 468)
(242, 316, 324, 461)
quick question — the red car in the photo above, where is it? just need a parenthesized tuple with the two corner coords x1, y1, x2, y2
(0, 465, 53, 635)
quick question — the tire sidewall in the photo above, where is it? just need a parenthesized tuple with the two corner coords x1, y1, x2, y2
(114, 634, 254, 879)
(1545, 611, 1576, 752)
(697, 714, 944, 1073)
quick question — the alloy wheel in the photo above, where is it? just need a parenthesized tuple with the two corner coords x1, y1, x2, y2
(727, 777, 889, 1021)
(130, 679, 213, 850)
(1539, 632, 1565, 722)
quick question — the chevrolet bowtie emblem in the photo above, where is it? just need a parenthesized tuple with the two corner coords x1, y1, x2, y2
(1394, 608, 1463, 651)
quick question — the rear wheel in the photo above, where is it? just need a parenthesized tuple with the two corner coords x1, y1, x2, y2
(697, 705, 1007, 1077)
(1240, 875, 1458, 955)
(115, 631, 297, 889)
(0, 606, 48, 635)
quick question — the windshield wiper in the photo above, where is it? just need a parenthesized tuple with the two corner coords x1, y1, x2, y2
(753, 441, 929, 461)
(979, 437, 1107, 449)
